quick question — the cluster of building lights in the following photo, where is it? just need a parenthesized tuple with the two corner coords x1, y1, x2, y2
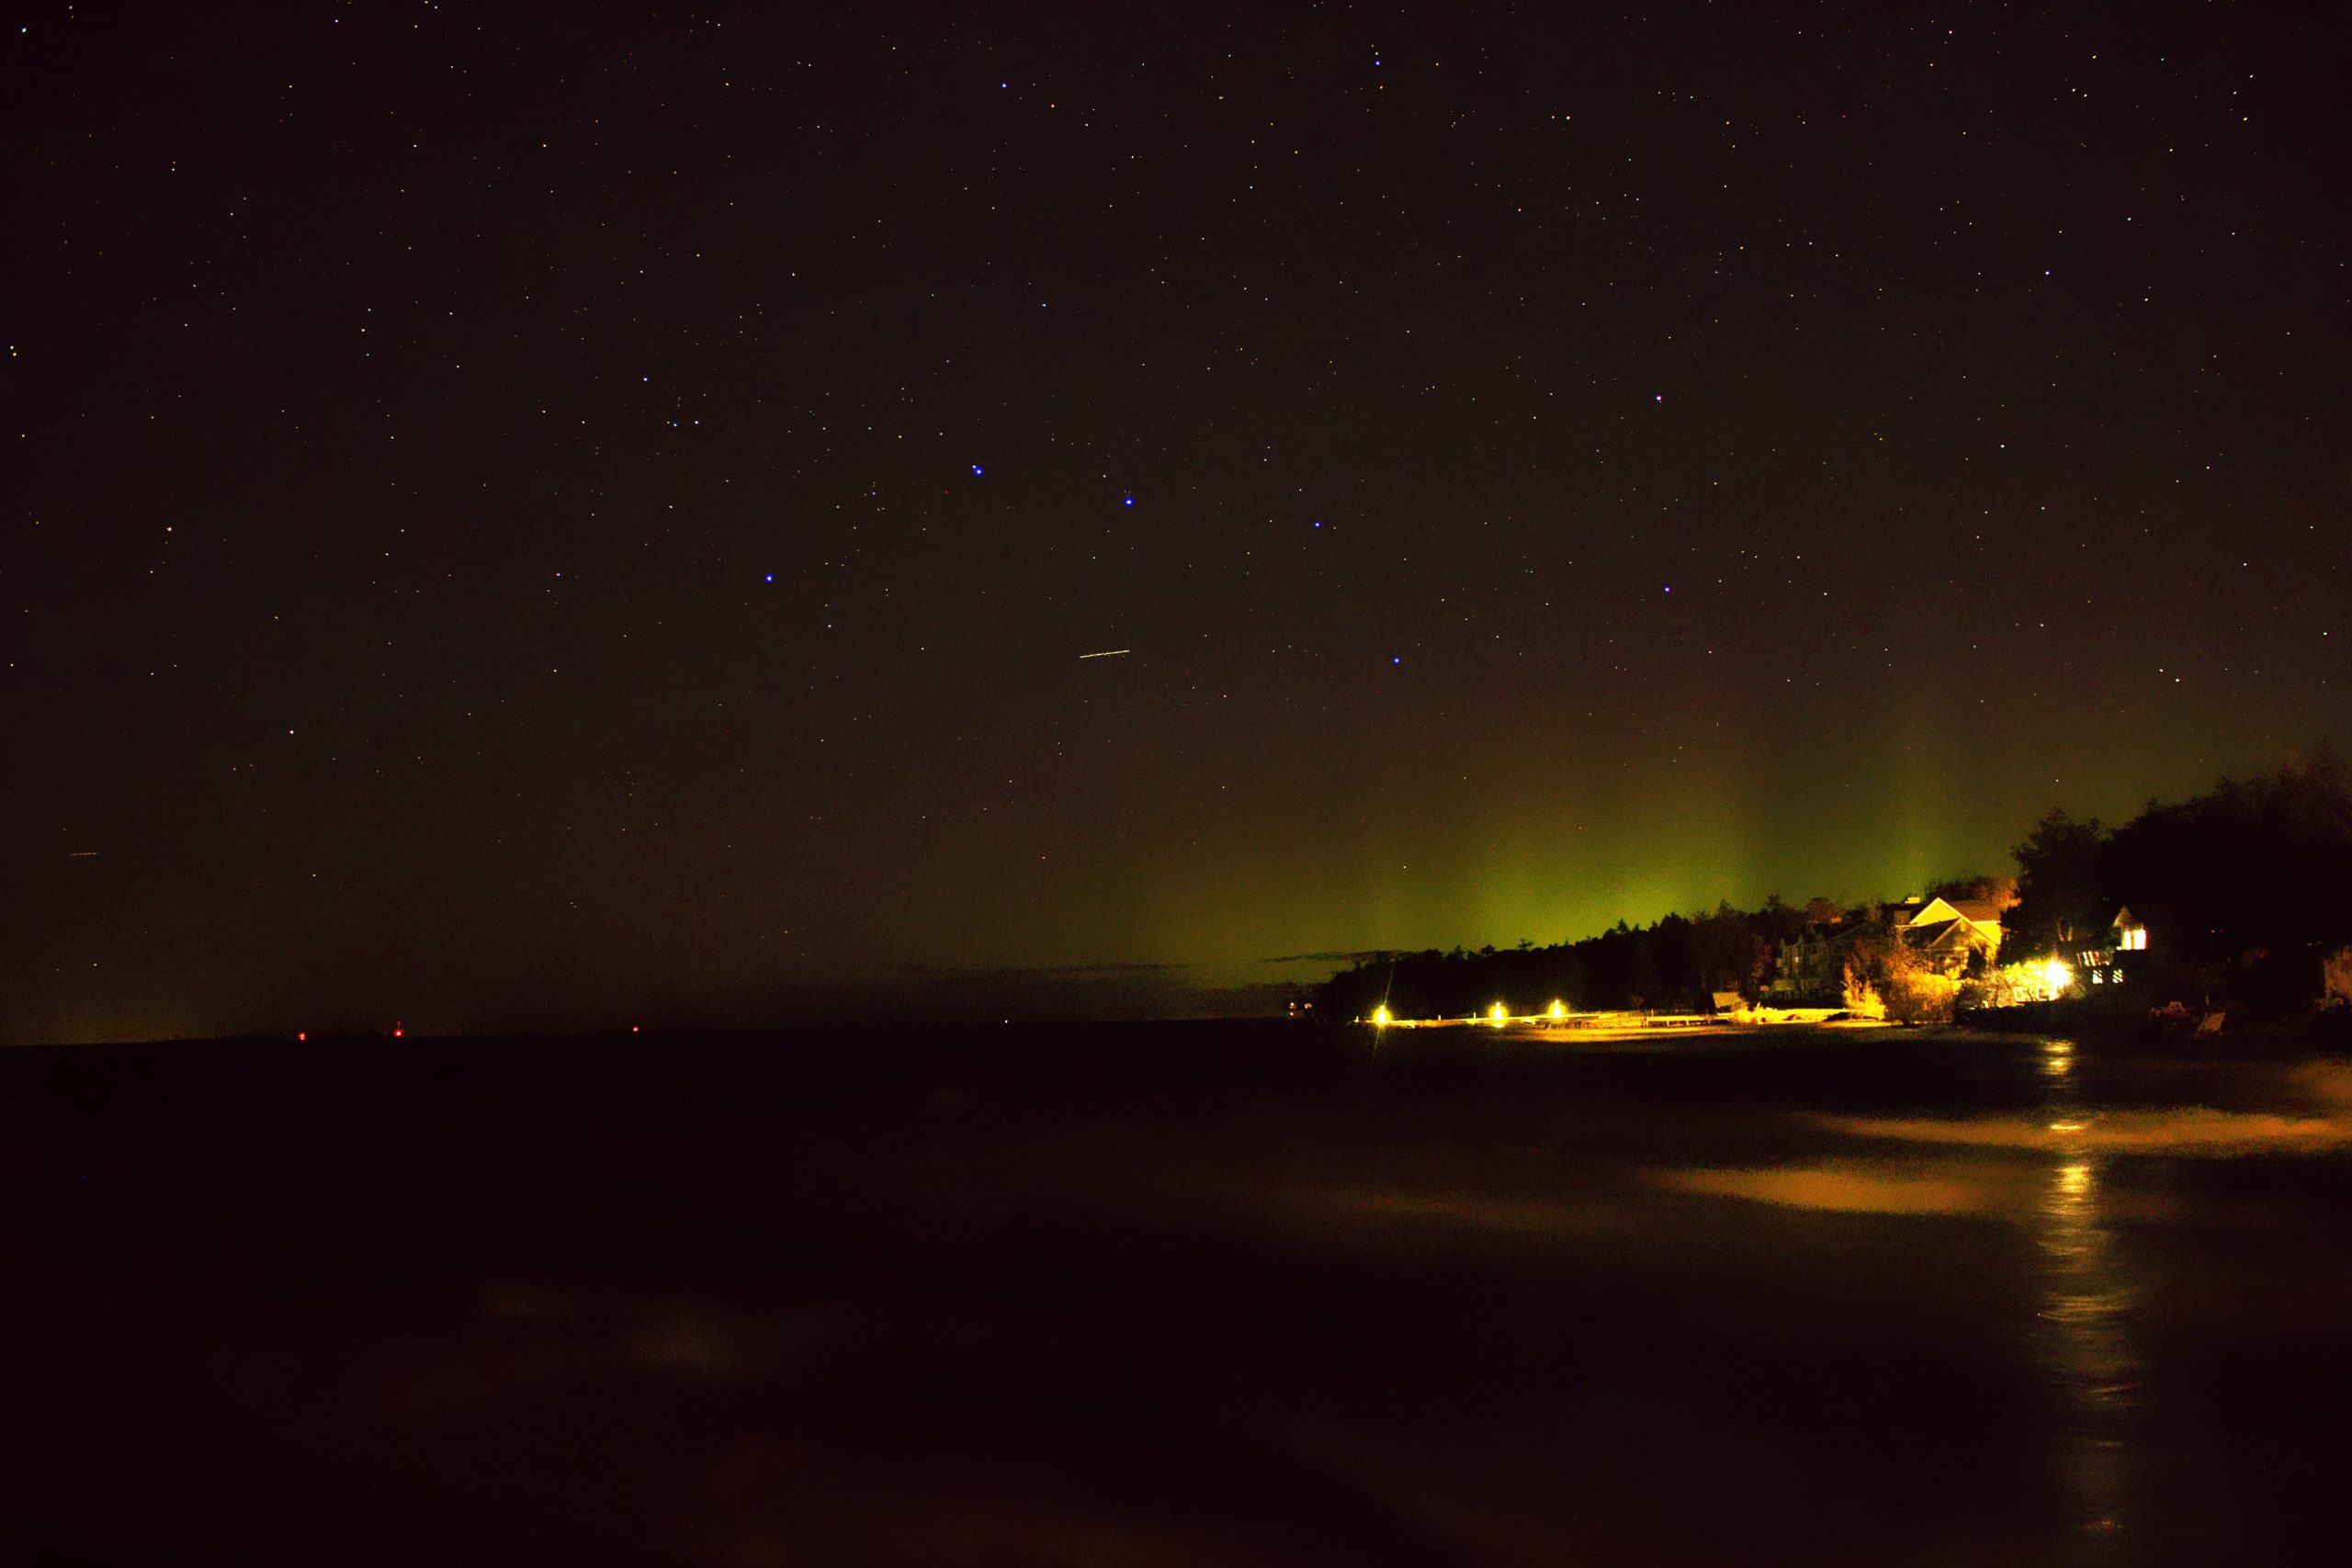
(1367, 952, 2098, 1029)
(1371, 1000, 1570, 1028)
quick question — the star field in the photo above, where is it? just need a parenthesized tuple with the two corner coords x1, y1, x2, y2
(4, 3, 2346, 1039)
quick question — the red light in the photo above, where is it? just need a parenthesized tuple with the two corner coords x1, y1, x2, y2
(298, 1031, 307, 1042)
(392, 1026, 404, 1039)
(631, 1024, 640, 1033)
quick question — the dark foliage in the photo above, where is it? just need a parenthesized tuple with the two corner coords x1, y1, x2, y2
(1317, 901, 1794, 1021)
(2007, 808, 2112, 956)
(1992, 748, 2351, 1013)
(2099, 747, 2352, 1010)
(1319, 747, 2352, 1023)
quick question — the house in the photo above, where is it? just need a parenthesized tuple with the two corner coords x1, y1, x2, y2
(1769, 919, 1854, 1002)
(1894, 897, 2007, 979)
(2076, 907, 2147, 987)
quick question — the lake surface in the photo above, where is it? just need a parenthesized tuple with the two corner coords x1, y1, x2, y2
(4, 1022, 2349, 1564)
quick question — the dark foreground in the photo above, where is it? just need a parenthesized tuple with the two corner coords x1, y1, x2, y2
(5, 1023, 2350, 1565)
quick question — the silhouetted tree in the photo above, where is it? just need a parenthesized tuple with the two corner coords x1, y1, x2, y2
(1926, 872, 2017, 907)
(2101, 745, 2352, 1005)
(1315, 750, 2352, 1024)
(1693, 901, 1770, 1000)
(2007, 809, 2111, 957)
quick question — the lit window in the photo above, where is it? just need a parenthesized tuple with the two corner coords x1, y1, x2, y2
(2120, 927, 2146, 951)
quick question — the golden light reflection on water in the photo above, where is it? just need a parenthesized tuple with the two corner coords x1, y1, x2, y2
(1649, 1134, 2144, 1539)
(1645, 1162, 2004, 1215)
(2034, 1141, 2137, 1540)
(1815, 1106, 2352, 1156)
(1648, 1041, 2352, 1547)
(1815, 1059, 2352, 1157)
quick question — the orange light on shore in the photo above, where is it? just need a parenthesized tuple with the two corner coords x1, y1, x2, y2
(1548, 999, 1566, 1020)
(1489, 1002, 1508, 1025)
(1372, 1004, 1392, 1027)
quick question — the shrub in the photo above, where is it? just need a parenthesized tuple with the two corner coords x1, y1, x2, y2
(1884, 971, 1959, 1025)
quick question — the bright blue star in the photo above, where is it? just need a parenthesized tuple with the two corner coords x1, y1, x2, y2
(970, 464, 984, 476)
(763, 574, 774, 583)
(1122, 495, 1135, 507)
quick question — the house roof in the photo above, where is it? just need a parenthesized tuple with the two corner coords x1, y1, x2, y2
(1905, 918, 1998, 953)
(1905, 896, 2007, 931)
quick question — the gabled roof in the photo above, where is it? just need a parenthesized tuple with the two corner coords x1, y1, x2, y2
(1907, 896, 2007, 930)
(1905, 918, 1999, 953)
(2111, 906, 2143, 930)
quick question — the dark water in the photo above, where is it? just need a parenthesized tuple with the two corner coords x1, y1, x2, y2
(4, 1023, 2349, 1565)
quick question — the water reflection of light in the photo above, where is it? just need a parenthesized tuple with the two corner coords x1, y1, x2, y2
(2041, 1040, 2075, 1079)
(2036, 1054, 2140, 1544)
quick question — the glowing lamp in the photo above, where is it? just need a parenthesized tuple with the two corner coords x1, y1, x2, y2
(2041, 958, 2073, 996)
(1489, 1002, 1507, 1025)
(1372, 1005, 1392, 1028)
(1548, 999, 1566, 1020)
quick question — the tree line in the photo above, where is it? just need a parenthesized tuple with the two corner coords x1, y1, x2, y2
(2007, 745, 2352, 1013)
(1316, 745, 2352, 1022)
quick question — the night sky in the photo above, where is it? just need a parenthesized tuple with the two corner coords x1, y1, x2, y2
(7, 3, 2346, 1042)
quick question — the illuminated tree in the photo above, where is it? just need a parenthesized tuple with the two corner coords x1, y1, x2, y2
(2324, 946, 2352, 1010)
(1843, 933, 1955, 1023)
(1841, 950, 1884, 1020)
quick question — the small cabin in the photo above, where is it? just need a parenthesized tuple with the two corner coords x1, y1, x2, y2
(2111, 907, 2148, 952)
(2078, 907, 2148, 987)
